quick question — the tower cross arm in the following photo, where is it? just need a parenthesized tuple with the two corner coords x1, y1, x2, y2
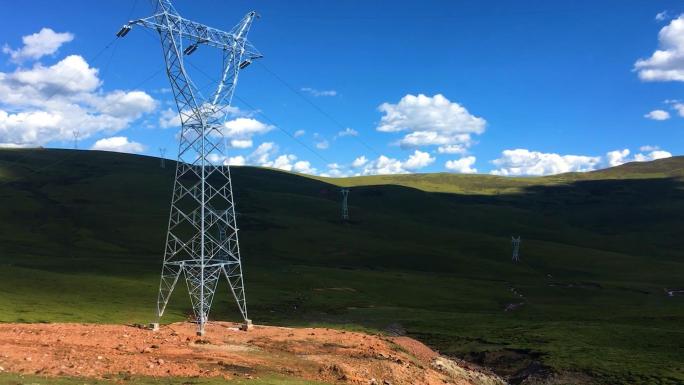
(130, 12, 261, 58)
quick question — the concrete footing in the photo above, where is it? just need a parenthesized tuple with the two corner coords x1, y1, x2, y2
(240, 319, 253, 331)
(149, 323, 159, 332)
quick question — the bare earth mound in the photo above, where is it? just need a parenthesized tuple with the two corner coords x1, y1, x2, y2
(0, 322, 504, 385)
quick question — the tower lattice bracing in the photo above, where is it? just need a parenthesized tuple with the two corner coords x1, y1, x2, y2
(119, 0, 262, 335)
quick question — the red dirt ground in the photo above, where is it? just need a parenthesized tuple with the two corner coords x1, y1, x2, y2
(0, 322, 504, 385)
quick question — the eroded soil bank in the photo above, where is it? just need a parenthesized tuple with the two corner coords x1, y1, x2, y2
(0, 322, 505, 385)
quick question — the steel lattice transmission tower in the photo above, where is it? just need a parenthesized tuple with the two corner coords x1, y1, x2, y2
(72, 130, 80, 150)
(511, 236, 521, 262)
(159, 147, 167, 168)
(118, 0, 262, 335)
(341, 188, 350, 221)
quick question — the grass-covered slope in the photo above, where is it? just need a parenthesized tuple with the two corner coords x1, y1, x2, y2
(0, 148, 683, 385)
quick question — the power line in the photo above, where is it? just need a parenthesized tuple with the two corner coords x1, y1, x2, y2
(232, 94, 330, 164)
(256, 61, 383, 157)
(130, 5, 333, 165)
(1, 1, 161, 185)
(0, 33, 123, 176)
(184, 60, 330, 164)
(126, 0, 140, 21)
(0, 150, 82, 188)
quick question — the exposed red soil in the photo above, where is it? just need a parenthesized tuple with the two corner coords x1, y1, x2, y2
(0, 322, 503, 385)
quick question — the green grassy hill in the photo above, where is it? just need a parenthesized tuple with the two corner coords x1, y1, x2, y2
(0, 148, 683, 385)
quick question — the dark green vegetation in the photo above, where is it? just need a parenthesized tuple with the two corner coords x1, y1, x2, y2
(1, 148, 683, 385)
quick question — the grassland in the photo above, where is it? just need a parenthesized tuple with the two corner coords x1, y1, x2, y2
(0, 148, 683, 385)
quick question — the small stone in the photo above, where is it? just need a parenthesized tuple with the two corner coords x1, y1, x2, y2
(157, 358, 165, 365)
(142, 347, 152, 353)
(25, 357, 32, 362)
(148, 363, 154, 369)
(97, 356, 103, 360)
(0, 366, 5, 372)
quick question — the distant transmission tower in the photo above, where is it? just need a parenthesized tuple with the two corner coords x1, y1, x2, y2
(118, 0, 262, 335)
(159, 147, 166, 168)
(511, 236, 521, 262)
(72, 130, 80, 149)
(341, 188, 349, 221)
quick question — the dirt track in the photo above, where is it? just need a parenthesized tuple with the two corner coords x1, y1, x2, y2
(0, 322, 504, 385)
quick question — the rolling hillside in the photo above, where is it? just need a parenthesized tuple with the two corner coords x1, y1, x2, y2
(0, 148, 683, 385)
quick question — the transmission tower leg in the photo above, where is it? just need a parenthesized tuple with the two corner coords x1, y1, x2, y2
(222, 263, 250, 328)
(183, 265, 222, 336)
(156, 263, 182, 321)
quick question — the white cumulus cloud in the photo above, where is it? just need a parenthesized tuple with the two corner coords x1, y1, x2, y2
(635, 15, 684, 81)
(352, 155, 368, 168)
(206, 154, 247, 166)
(668, 100, 684, 116)
(223, 117, 273, 139)
(445, 156, 477, 174)
(633, 150, 673, 162)
(377, 94, 486, 152)
(230, 139, 253, 149)
(0, 53, 156, 147)
(491, 149, 601, 176)
(403, 150, 435, 170)
(300, 87, 337, 97)
(361, 155, 407, 175)
(437, 144, 467, 154)
(293, 160, 316, 174)
(5, 55, 101, 99)
(91, 136, 145, 154)
(606, 148, 674, 167)
(249, 142, 277, 165)
(3, 28, 74, 62)
(606, 149, 631, 167)
(336, 127, 358, 138)
(320, 164, 353, 178)
(315, 139, 330, 150)
(644, 109, 670, 120)
(354, 151, 435, 175)
(228, 155, 246, 166)
(90, 90, 156, 119)
(159, 108, 181, 128)
(243, 141, 317, 175)
(492, 147, 674, 176)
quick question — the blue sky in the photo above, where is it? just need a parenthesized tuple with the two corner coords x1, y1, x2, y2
(0, 0, 682, 176)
